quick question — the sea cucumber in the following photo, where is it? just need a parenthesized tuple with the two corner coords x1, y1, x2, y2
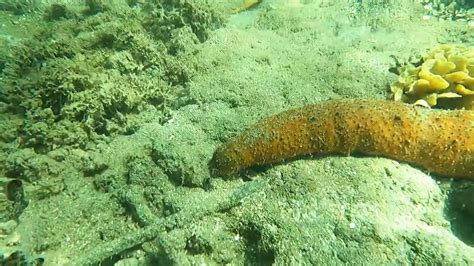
(210, 99, 474, 179)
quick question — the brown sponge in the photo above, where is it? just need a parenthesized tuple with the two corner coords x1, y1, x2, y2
(211, 99, 474, 179)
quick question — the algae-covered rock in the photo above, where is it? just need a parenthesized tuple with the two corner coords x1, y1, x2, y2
(0, 0, 224, 152)
(4, 148, 59, 182)
(0, 0, 40, 15)
(149, 106, 215, 187)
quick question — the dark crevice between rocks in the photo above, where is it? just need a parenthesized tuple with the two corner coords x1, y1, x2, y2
(444, 181, 474, 246)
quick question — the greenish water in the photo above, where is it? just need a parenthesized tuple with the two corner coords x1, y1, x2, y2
(0, 0, 473, 264)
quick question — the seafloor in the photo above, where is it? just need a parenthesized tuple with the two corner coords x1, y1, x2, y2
(0, 0, 473, 264)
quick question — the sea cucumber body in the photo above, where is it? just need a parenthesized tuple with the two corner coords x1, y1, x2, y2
(211, 99, 474, 179)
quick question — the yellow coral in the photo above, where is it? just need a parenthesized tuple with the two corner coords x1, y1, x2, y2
(230, 0, 261, 14)
(391, 44, 474, 110)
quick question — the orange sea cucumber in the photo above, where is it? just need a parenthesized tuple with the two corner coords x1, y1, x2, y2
(210, 99, 474, 179)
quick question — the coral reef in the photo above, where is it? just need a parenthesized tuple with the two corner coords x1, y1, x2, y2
(211, 99, 474, 179)
(391, 44, 474, 110)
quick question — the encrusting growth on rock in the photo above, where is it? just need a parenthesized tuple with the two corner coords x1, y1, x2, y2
(211, 99, 474, 179)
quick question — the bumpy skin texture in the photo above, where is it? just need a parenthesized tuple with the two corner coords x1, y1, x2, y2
(210, 99, 474, 179)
